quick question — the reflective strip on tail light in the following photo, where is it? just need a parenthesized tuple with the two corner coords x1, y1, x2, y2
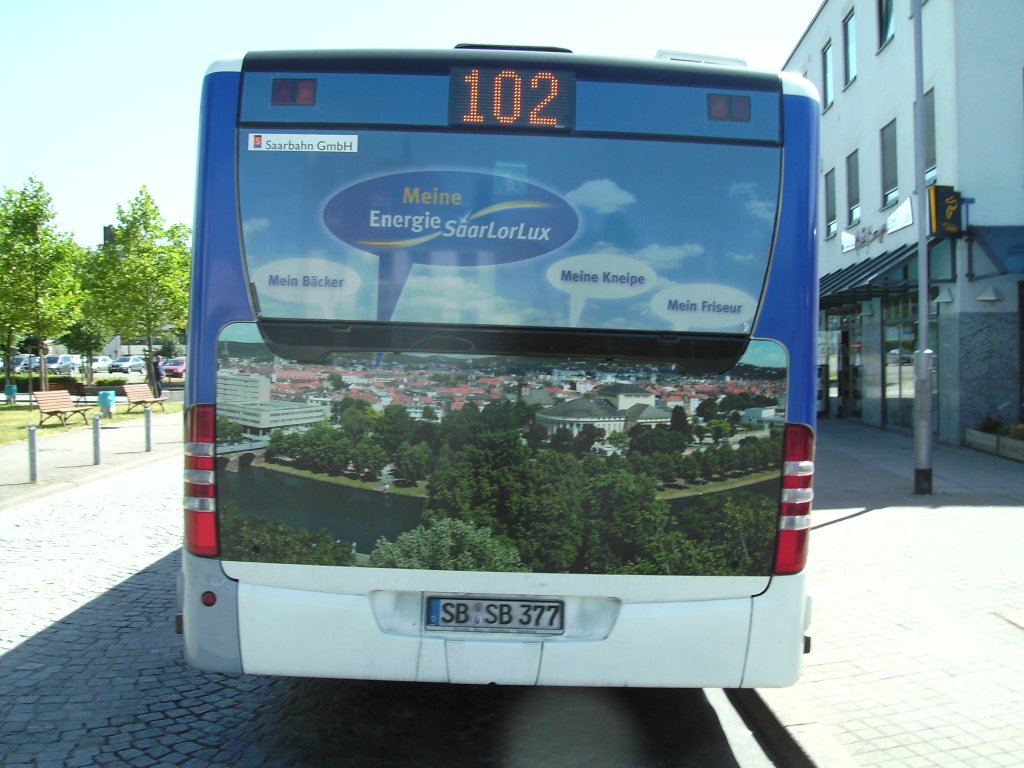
(185, 404, 219, 557)
(774, 423, 814, 575)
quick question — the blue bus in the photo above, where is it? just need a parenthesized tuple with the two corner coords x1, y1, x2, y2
(179, 47, 819, 688)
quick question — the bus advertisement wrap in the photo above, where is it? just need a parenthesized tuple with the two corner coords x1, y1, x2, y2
(181, 50, 818, 687)
(322, 170, 579, 320)
(239, 131, 777, 333)
(216, 324, 788, 578)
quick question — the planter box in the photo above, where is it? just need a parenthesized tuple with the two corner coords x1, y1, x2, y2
(965, 429, 999, 454)
(965, 429, 1024, 463)
(1000, 436, 1024, 463)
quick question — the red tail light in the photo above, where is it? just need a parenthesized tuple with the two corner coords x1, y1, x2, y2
(774, 423, 814, 575)
(184, 404, 219, 557)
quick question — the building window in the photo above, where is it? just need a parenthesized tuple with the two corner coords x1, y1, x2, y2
(822, 41, 834, 109)
(882, 296, 918, 430)
(878, 0, 895, 48)
(843, 11, 857, 85)
(880, 119, 898, 208)
(846, 150, 861, 226)
(929, 238, 954, 282)
(923, 88, 937, 185)
(825, 168, 837, 238)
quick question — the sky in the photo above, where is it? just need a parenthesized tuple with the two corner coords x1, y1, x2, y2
(0, 0, 823, 247)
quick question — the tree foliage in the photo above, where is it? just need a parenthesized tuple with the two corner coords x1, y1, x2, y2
(0, 178, 84, 386)
(219, 505, 356, 566)
(254, 395, 785, 575)
(88, 187, 189, 388)
(370, 518, 525, 572)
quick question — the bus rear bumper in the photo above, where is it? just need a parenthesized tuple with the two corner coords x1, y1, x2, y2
(225, 573, 807, 688)
(178, 550, 243, 674)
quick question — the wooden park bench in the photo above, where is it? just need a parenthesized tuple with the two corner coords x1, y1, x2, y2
(33, 390, 93, 427)
(123, 383, 168, 413)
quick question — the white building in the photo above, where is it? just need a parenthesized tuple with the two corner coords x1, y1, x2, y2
(217, 371, 328, 436)
(786, 0, 1024, 443)
(535, 383, 672, 437)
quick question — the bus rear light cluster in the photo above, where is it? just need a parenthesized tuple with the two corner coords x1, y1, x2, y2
(774, 423, 815, 575)
(184, 404, 219, 557)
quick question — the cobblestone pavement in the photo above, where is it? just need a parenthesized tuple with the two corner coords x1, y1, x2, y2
(0, 455, 761, 768)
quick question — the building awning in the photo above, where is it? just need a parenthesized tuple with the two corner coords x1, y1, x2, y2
(973, 226, 1024, 274)
(819, 242, 918, 309)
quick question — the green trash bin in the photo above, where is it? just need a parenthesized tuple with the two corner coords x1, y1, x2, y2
(98, 390, 116, 417)
(3, 384, 16, 405)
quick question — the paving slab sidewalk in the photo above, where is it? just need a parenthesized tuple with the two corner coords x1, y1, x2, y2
(3, 406, 1021, 767)
(0, 407, 183, 512)
(761, 419, 1024, 767)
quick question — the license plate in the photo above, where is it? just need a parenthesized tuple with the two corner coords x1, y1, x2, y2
(426, 596, 564, 634)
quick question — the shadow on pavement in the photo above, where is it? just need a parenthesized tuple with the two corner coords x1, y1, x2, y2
(0, 550, 744, 768)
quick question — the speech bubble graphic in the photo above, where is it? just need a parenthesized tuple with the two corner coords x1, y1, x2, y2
(323, 171, 578, 320)
(250, 258, 361, 318)
(547, 253, 656, 326)
(650, 283, 757, 332)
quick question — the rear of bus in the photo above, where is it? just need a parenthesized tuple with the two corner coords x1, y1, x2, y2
(179, 48, 818, 687)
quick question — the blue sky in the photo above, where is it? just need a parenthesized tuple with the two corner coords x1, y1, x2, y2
(0, 0, 822, 247)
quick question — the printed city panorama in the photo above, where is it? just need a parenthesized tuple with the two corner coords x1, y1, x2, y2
(215, 324, 789, 577)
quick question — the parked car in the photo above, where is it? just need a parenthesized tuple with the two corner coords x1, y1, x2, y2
(41, 353, 82, 375)
(109, 355, 145, 374)
(13, 354, 38, 373)
(90, 355, 113, 373)
(163, 357, 187, 378)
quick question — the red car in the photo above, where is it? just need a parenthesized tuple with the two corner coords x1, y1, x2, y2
(163, 357, 187, 378)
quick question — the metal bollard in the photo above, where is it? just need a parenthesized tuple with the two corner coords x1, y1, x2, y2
(28, 425, 38, 483)
(93, 413, 102, 465)
(144, 405, 152, 452)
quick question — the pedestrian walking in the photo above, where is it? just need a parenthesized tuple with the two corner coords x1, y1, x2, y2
(153, 355, 165, 396)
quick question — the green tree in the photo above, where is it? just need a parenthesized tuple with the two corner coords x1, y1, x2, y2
(572, 423, 604, 457)
(695, 397, 719, 422)
(509, 450, 585, 572)
(629, 425, 687, 456)
(394, 440, 433, 484)
(333, 398, 377, 440)
(59, 316, 112, 386)
(669, 405, 691, 438)
(374, 403, 418, 455)
(88, 187, 190, 395)
(296, 423, 351, 475)
(219, 506, 356, 566)
(549, 426, 575, 454)
(606, 429, 629, 450)
(265, 429, 303, 463)
(0, 178, 83, 389)
(525, 420, 548, 451)
(424, 445, 500, 532)
(216, 416, 245, 443)
(370, 518, 524, 572)
(581, 469, 669, 573)
(708, 419, 733, 444)
(156, 339, 181, 359)
(437, 402, 482, 451)
(351, 438, 388, 479)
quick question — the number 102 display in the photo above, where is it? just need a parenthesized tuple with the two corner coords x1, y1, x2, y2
(449, 67, 575, 131)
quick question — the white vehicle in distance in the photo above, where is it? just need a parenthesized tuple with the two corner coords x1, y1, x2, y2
(91, 355, 113, 373)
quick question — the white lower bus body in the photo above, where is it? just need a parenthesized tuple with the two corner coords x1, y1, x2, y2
(179, 550, 809, 688)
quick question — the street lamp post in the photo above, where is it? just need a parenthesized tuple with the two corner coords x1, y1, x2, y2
(912, 0, 933, 494)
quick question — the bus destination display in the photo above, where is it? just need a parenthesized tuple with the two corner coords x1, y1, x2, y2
(449, 67, 575, 130)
